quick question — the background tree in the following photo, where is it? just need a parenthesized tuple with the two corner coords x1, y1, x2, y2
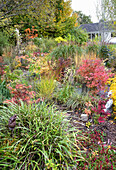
(96, 0, 116, 36)
(0, 0, 77, 38)
(97, 0, 116, 21)
(0, 0, 57, 41)
(73, 11, 92, 24)
(39, 0, 78, 37)
(0, 0, 56, 21)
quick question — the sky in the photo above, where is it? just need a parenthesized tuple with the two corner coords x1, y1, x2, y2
(71, 0, 99, 23)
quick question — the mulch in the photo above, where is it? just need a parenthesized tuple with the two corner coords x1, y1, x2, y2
(58, 105, 116, 147)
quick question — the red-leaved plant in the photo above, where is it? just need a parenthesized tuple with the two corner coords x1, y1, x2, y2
(76, 130, 115, 169)
(91, 98, 110, 123)
(4, 84, 41, 105)
(77, 59, 114, 94)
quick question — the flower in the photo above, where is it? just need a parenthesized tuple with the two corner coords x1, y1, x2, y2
(98, 116, 106, 123)
(92, 150, 98, 157)
(86, 121, 91, 128)
(84, 108, 91, 115)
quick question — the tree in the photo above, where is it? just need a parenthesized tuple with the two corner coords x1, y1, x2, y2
(0, 0, 77, 39)
(97, 0, 116, 21)
(0, 0, 57, 39)
(0, 0, 56, 22)
(0, 0, 56, 27)
(69, 27, 88, 44)
(0, 0, 34, 21)
(73, 11, 92, 24)
(37, 0, 78, 37)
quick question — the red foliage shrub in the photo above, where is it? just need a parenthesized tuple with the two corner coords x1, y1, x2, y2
(4, 84, 40, 105)
(77, 59, 114, 94)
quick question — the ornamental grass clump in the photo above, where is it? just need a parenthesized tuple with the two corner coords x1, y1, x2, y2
(0, 101, 85, 169)
(37, 76, 56, 100)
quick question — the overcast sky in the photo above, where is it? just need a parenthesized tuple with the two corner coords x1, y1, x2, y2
(71, 0, 99, 23)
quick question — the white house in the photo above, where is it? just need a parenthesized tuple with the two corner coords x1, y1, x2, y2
(80, 21, 116, 44)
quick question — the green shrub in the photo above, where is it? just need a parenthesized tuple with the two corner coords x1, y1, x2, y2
(0, 101, 85, 169)
(66, 91, 92, 111)
(0, 32, 9, 56)
(54, 83, 74, 104)
(33, 37, 57, 53)
(0, 78, 11, 104)
(99, 45, 113, 59)
(99, 45, 116, 68)
(69, 27, 88, 45)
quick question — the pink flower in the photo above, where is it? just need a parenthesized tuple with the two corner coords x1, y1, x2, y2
(98, 116, 106, 123)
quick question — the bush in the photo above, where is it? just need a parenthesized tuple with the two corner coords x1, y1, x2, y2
(33, 37, 57, 53)
(69, 27, 88, 45)
(0, 32, 9, 56)
(66, 91, 92, 111)
(77, 130, 116, 169)
(0, 79, 11, 104)
(0, 101, 85, 169)
(4, 84, 36, 105)
(77, 59, 114, 94)
(54, 83, 74, 104)
(99, 45, 113, 60)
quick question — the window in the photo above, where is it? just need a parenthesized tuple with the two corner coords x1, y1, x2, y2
(92, 33, 95, 39)
(111, 32, 116, 37)
(88, 34, 91, 39)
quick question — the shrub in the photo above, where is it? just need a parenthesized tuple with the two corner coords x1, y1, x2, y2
(0, 56, 5, 76)
(77, 59, 114, 94)
(54, 83, 74, 104)
(55, 36, 67, 44)
(76, 130, 116, 169)
(0, 101, 85, 169)
(91, 96, 110, 124)
(99, 45, 113, 60)
(52, 57, 72, 81)
(86, 41, 99, 56)
(33, 37, 57, 53)
(4, 67, 24, 85)
(4, 84, 37, 105)
(25, 41, 38, 53)
(69, 27, 88, 45)
(0, 31, 9, 56)
(0, 79, 11, 104)
(66, 91, 92, 111)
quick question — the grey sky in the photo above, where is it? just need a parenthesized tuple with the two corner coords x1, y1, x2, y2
(71, 0, 99, 23)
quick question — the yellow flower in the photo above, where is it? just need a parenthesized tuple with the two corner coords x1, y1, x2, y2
(92, 150, 98, 157)
(86, 121, 91, 128)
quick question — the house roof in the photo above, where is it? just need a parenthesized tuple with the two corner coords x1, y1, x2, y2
(80, 21, 115, 33)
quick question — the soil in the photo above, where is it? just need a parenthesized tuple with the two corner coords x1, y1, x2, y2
(57, 105, 116, 147)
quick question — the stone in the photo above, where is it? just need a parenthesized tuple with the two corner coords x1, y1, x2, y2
(80, 114, 88, 122)
(104, 90, 113, 113)
(104, 98, 113, 113)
